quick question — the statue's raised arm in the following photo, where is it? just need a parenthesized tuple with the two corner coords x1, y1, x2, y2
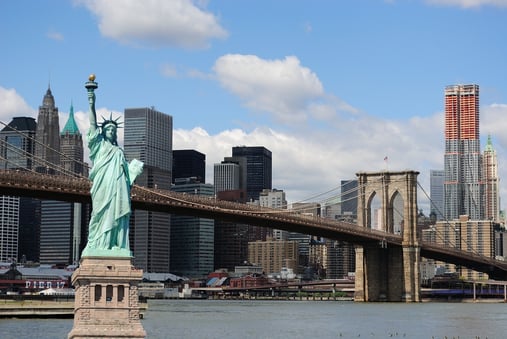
(85, 74, 98, 134)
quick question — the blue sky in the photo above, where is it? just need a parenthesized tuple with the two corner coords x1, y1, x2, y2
(1, 0, 507, 212)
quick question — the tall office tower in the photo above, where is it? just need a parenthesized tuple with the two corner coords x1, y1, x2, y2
(430, 170, 445, 220)
(214, 157, 247, 197)
(259, 189, 288, 240)
(34, 86, 60, 173)
(231, 146, 272, 202)
(0, 117, 37, 262)
(214, 190, 249, 271)
(124, 107, 173, 272)
(341, 180, 358, 217)
(483, 135, 500, 222)
(61, 104, 88, 263)
(231, 146, 272, 242)
(172, 149, 205, 184)
(39, 103, 87, 265)
(170, 178, 214, 277)
(213, 158, 249, 271)
(444, 84, 484, 220)
(0, 117, 37, 170)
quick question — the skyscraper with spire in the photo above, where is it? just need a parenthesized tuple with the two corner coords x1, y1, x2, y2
(34, 86, 60, 173)
(483, 135, 500, 222)
(60, 103, 85, 176)
(444, 84, 484, 220)
(39, 99, 87, 265)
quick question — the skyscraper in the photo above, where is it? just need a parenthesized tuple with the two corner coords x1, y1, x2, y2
(444, 84, 483, 220)
(430, 170, 445, 220)
(61, 103, 88, 264)
(34, 86, 60, 173)
(259, 189, 287, 240)
(483, 135, 500, 222)
(172, 149, 205, 184)
(170, 178, 214, 277)
(0, 117, 37, 262)
(214, 161, 241, 194)
(124, 107, 173, 272)
(231, 146, 272, 202)
(39, 102, 87, 265)
(213, 156, 249, 271)
(60, 103, 85, 176)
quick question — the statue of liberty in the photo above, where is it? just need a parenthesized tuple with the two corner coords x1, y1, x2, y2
(81, 74, 143, 257)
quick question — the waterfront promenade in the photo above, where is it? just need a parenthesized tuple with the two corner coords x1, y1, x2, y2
(0, 299, 148, 318)
(0, 299, 74, 317)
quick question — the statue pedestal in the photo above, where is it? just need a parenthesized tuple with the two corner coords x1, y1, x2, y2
(68, 257, 146, 339)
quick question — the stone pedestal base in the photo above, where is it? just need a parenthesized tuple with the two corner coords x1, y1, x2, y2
(68, 257, 146, 339)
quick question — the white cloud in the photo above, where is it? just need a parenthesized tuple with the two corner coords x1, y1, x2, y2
(4, 87, 507, 217)
(160, 63, 178, 78)
(173, 110, 447, 212)
(78, 0, 228, 48)
(0, 87, 36, 122)
(425, 0, 507, 8)
(213, 54, 350, 124)
(47, 30, 64, 41)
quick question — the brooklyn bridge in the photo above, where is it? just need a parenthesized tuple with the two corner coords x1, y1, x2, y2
(1, 168, 507, 301)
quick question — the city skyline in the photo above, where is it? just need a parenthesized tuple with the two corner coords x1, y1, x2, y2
(1, 1, 507, 212)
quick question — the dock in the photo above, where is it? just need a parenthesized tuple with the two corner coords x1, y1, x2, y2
(0, 300, 148, 318)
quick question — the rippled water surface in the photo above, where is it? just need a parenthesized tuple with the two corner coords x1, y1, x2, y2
(1, 299, 507, 338)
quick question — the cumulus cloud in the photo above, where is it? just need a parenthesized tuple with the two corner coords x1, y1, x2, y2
(0, 87, 36, 122)
(425, 0, 507, 8)
(4, 83, 507, 215)
(173, 110, 447, 211)
(78, 0, 228, 48)
(213, 54, 357, 124)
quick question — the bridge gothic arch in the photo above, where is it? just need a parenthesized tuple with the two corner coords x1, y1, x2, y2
(355, 170, 421, 302)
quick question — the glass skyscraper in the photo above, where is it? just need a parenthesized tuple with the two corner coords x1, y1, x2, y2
(172, 149, 205, 184)
(124, 107, 173, 272)
(430, 169, 445, 220)
(231, 146, 272, 202)
(0, 117, 37, 262)
(170, 178, 214, 277)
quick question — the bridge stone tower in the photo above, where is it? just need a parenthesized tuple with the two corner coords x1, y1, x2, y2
(354, 170, 421, 302)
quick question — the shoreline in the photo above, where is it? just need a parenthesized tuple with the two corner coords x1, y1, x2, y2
(0, 300, 148, 318)
(1, 296, 505, 318)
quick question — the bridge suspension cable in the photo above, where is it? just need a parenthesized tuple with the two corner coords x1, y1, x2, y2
(0, 120, 90, 178)
(0, 118, 490, 260)
(417, 181, 483, 258)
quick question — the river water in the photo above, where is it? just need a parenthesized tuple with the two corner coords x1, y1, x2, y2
(1, 299, 507, 338)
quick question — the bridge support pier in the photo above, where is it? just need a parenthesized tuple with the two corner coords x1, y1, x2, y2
(354, 171, 421, 302)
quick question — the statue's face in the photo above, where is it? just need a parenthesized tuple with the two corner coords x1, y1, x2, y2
(103, 124, 117, 143)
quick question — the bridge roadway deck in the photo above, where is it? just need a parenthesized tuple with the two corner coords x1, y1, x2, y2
(1, 170, 507, 279)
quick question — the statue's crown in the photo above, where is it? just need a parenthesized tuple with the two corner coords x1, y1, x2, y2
(100, 113, 123, 129)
